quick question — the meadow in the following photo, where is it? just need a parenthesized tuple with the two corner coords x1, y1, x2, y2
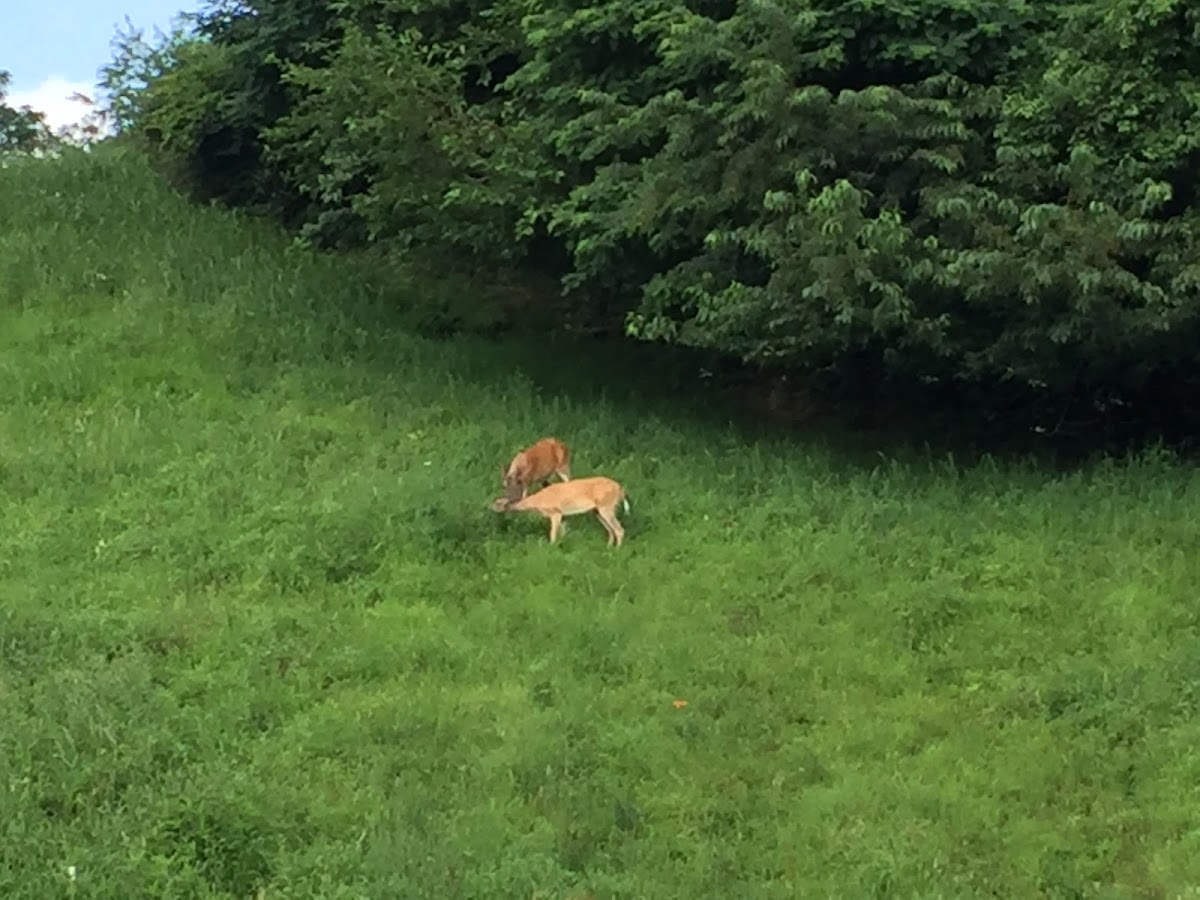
(2, 146, 1199, 899)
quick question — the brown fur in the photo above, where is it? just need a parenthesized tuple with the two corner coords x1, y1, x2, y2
(492, 476, 630, 546)
(502, 437, 571, 502)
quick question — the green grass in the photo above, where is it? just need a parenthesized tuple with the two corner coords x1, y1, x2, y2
(3, 146, 1200, 899)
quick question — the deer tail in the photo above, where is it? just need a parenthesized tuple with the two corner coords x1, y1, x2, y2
(622, 493, 631, 514)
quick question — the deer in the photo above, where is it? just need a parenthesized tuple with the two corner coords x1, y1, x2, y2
(491, 476, 630, 547)
(501, 437, 571, 502)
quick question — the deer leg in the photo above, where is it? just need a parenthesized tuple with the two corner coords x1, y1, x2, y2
(557, 464, 571, 481)
(548, 511, 563, 543)
(597, 507, 624, 547)
(594, 510, 615, 544)
(597, 508, 625, 546)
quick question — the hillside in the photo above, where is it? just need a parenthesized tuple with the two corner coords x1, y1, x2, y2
(2, 146, 1199, 898)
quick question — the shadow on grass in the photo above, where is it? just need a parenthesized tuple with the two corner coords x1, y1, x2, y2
(290, 258, 1156, 476)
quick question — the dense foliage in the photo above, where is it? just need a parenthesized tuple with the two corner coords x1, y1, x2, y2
(105, 0, 1200, 438)
(0, 71, 56, 155)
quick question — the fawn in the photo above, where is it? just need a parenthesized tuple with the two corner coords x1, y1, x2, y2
(492, 476, 630, 546)
(502, 437, 571, 502)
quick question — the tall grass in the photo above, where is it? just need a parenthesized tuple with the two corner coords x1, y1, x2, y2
(2, 146, 1199, 898)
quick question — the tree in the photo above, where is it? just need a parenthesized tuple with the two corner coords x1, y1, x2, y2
(0, 70, 57, 155)
(105, 0, 1200, 439)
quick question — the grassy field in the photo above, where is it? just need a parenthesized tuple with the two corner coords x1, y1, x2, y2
(2, 146, 1200, 899)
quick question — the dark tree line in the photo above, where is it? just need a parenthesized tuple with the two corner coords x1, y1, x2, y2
(102, 0, 1200, 446)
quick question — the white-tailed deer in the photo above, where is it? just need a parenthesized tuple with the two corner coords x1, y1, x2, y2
(502, 437, 571, 502)
(492, 476, 630, 546)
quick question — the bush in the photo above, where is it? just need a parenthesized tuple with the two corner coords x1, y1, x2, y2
(106, 0, 1200, 440)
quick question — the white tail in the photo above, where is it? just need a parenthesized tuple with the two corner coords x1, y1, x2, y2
(492, 476, 628, 546)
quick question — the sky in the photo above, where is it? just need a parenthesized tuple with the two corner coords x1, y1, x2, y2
(2, 0, 198, 130)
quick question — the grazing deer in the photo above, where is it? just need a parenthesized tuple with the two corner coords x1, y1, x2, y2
(492, 476, 630, 546)
(502, 437, 571, 502)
